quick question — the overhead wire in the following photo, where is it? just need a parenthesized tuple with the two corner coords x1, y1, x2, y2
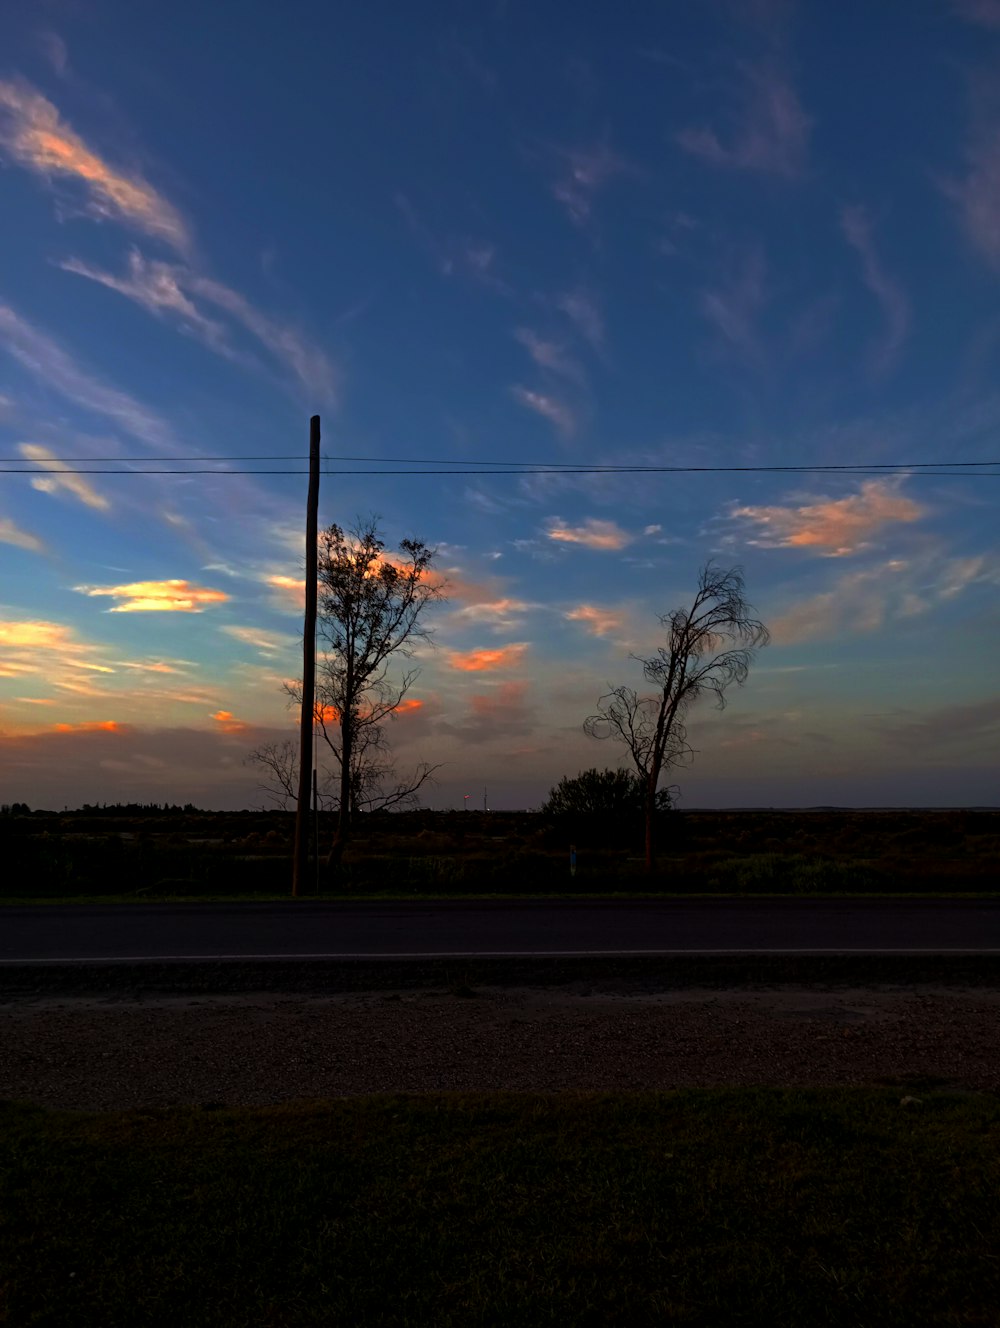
(0, 455, 998, 477)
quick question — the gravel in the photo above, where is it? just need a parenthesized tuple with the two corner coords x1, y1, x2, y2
(3, 981, 999, 1111)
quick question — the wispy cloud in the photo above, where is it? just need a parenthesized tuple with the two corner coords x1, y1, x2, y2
(840, 205, 910, 374)
(394, 192, 506, 291)
(0, 79, 189, 252)
(0, 617, 111, 689)
(676, 63, 810, 178)
(0, 516, 45, 553)
(450, 599, 535, 630)
(52, 720, 122, 734)
(731, 479, 925, 556)
(953, 0, 1000, 27)
(554, 289, 604, 351)
(220, 625, 294, 656)
(549, 136, 633, 226)
(61, 249, 338, 402)
(513, 328, 585, 385)
(446, 643, 528, 672)
(564, 604, 625, 636)
(510, 385, 577, 437)
(771, 553, 1000, 644)
(76, 579, 230, 612)
(547, 518, 633, 551)
(19, 442, 110, 511)
(945, 127, 1000, 273)
(700, 248, 767, 361)
(0, 301, 174, 448)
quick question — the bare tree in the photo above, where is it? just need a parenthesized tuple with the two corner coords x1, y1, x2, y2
(307, 515, 446, 873)
(245, 740, 337, 812)
(585, 562, 769, 871)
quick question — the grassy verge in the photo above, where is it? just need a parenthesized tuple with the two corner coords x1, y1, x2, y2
(2, 1088, 999, 1326)
(4, 890, 1000, 905)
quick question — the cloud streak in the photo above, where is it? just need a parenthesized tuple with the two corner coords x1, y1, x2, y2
(19, 442, 110, 510)
(547, 518, 633, 551)
(676, 64, 810, 178)
(549, 137, 633, 226)
(0, 516, 45, 553)
(61, 249, 338, 402)
(0, 79, 189, 252)
(76, 579, 230, 612)
(731, 479, 925, 556)
(840, 205, 910, 373)
(564, 604, 625, 636)
(510, 385, 576, 437)
(771, 553, 999, 644)
(0, 301, 175, 448)
(446, 643, 528, 672)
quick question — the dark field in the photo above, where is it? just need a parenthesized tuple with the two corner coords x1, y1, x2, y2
(3, 1089, 999, 1327)
(1, 807, 998, 900)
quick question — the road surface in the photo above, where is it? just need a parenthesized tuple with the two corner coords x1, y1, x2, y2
(1, 898, 999, 963)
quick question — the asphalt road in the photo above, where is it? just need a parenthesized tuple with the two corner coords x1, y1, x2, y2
(1, 898, 999, 963)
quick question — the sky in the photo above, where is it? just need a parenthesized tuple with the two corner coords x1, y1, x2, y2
(1, 0, 999, 811)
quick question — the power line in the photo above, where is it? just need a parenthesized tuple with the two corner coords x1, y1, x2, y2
(1, 464, 999, 477)
(0, 454, 998, 470)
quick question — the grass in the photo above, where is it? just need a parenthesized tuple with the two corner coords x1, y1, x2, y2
(2, 1088, 999, 1326)
(4, 889, 1000, 906)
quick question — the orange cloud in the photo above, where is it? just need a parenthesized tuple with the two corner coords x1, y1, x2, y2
(547, 518, 632, 551)
(469, 681, 530, 717)
(211, 709, 247, 734)
(53, 720, 120, 733)
(732, 479, 925, 557)
(0, 80, 189, 251)
(394, 698, 424, 716)
(76, 579, 229, 612)
(446, 643, 528, 672)
(565, 604, 624, 637)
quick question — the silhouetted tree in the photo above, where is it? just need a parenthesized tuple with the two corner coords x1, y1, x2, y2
(542, 767, 673, 818)
(585, 562, 768, 871)
(290, 515, 446, 875)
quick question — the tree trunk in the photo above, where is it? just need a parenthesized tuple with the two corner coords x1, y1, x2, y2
(644, 771, 658, 874)
(327, 713, 353, 877)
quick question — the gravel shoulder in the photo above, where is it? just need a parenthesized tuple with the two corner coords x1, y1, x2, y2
(3, 982, 998, 1111)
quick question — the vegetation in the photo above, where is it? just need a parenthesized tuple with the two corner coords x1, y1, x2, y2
(586, 562, 769, 872)
(2, 1088, 999, 1326)
(250, 515, 445, 873)
(541, 767, 673, 848)
(1, 806, 999, 901)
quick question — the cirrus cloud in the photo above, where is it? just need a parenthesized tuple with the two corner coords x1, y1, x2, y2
(0, 79, 189, 252)
(0, 516, 45, 553)
(19, 442, 110, 511)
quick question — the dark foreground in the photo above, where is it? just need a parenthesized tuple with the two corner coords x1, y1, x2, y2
(3, 1089, 998, 1327)
(3, 897, 1000, 965)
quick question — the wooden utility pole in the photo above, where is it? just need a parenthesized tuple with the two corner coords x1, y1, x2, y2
(292, 415, 321, 897)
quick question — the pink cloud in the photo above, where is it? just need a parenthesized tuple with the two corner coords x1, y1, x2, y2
(564, 604, 625, 637)
(0, 79, 189, 252)
(510, 385, 576, 437)
(732, 479, 925, 556)
(547, 518, 633, 551)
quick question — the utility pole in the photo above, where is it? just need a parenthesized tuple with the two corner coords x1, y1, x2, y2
(292, 414, 321, 897)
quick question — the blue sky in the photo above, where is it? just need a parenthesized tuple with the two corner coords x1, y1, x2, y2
(1, 0, 999, 809)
